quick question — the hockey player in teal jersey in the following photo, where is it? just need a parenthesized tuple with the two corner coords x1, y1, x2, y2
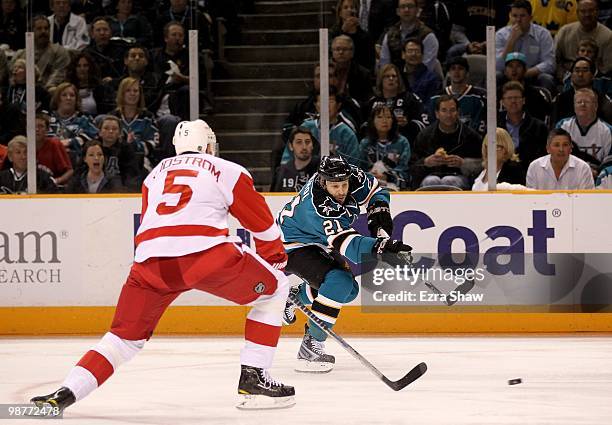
(277, 155, 411, 372)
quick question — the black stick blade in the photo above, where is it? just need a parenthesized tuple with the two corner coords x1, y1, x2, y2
(382, 362, 428, 391)
(446, 279, 476, 306)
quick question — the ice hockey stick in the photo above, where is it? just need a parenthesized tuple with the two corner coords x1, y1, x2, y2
(289, 292, 427, 391)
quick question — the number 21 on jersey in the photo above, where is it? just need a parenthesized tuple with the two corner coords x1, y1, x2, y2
(322, 219, 342, 235)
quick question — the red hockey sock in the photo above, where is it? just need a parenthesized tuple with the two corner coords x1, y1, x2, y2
(76, 350, 114, 386)
(245, 319, 281, 347)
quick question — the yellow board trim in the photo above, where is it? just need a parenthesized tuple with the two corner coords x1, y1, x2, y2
(2, 190, 612, 200)
(2, 306, 612, 335)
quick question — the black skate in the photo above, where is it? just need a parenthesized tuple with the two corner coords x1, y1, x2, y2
(295, 325, 335, 373)
(30, 387, 75, 416)
(236, 365, 295, 410)
(282, 286, 300, 325)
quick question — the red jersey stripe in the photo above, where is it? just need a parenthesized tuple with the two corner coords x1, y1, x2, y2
(135, 224, 229, 247)
(77, 350, 115, 386)
(245, 318, 281, 347)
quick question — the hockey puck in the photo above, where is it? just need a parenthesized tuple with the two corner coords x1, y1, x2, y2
(508, 378, 522, 385)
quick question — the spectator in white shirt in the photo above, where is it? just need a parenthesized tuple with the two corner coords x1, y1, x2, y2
(48, 0, 90, 51)
(526, 128, 595, 190)
(556, 88, 612, 167)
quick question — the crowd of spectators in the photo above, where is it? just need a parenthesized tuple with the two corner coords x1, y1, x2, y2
(0, 0, 611, 195)
(0, 0, 230, 194)
(273, 0, 612, 192)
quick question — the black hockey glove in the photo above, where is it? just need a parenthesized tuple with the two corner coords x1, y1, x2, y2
(372, 238, 412, 256)
(367, 201, 393, 237)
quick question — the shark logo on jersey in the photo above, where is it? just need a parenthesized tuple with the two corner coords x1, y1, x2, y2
(318, 197, 343, 216)
(354, 168, 366, 183)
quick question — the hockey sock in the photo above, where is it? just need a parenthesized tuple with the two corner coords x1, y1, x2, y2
(63, 332, 145, 401)
(241, 282, 288, 369)
(308, 293, 341, 341)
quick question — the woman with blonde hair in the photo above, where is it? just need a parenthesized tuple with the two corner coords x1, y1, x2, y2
(472, 128, 526, 191)
(49, 82, 99, 166)
(109, 77, 159, 171)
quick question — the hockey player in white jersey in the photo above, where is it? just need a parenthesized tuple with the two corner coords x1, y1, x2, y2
(30, 120, 295, 413)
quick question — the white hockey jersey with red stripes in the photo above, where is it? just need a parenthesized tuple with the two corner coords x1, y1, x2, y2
(134, 153, 285, 264)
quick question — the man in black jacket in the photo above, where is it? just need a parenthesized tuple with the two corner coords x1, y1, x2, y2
(411, 95, 482, 189)
(85, 17, 128, 82)
(552, 57, 612, 124)
(498, 81, 548, 173)
(499, 52, 552, 125)
(331, 35, 373, 104)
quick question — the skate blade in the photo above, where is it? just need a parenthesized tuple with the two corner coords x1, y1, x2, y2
(235, 394, 295, 410)
(294, 359, 334, 373)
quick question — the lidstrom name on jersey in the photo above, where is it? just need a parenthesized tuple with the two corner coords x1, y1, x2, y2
(157, 155, 221, 182)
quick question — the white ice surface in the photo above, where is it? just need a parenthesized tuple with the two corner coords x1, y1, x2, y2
(1, 336, 611, 424)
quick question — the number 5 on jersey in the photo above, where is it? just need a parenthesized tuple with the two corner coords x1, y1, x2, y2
(156, 169, 199, 215)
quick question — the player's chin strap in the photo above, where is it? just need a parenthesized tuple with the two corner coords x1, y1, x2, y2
(377, 229, 475, 306)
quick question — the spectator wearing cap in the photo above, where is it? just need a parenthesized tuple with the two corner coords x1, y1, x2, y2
(555, 0, 612, 77)
(495, 0, 556, 94)
(500, 52, 553, 124)
(526, 128, 595, 190)
(553, 56, 612, 124)
(429, 56, 486, 135)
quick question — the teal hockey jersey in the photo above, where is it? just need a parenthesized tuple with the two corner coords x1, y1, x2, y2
(277, 165, 389, 264)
